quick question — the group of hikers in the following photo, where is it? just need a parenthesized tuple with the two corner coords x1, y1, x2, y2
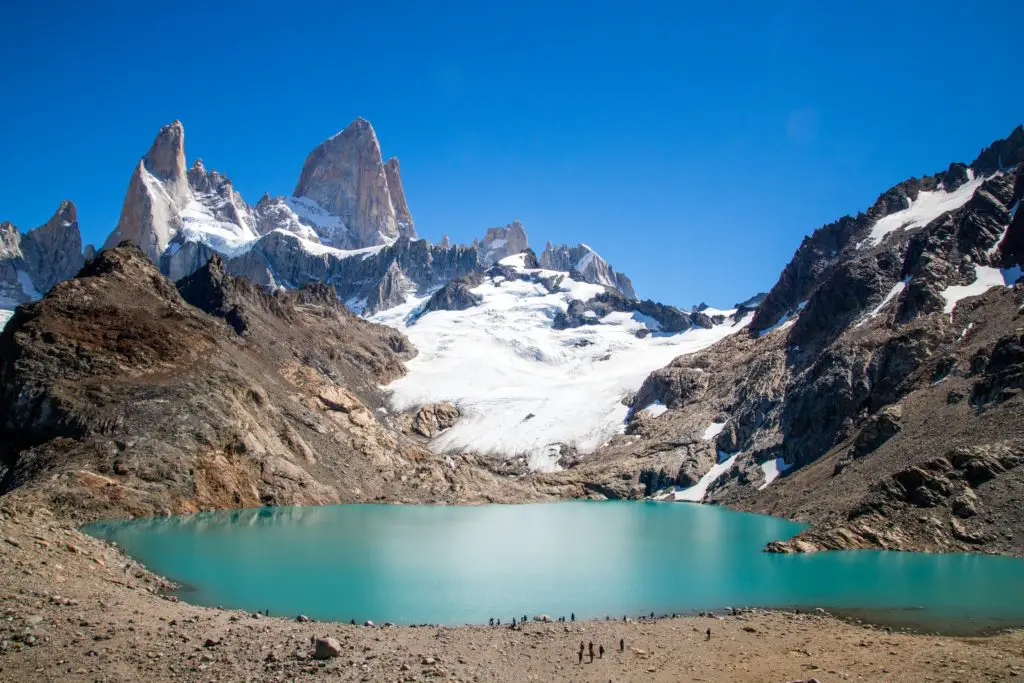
(482, 610, 714, 663)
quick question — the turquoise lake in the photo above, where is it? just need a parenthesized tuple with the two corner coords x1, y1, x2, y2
(83, 501, 1024, 633)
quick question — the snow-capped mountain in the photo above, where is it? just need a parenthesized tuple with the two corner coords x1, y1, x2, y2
(371, 252, 750, 470)
(1, 200, 87, 325)
(91, 117, 644, 316)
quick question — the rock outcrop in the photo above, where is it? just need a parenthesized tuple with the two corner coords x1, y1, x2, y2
(411, 403, 461, 438)
(540, 242, 635, 298)
(553, 289, 714, 333)
(477, 222, 530, 266)
(418, 273, 485, 316)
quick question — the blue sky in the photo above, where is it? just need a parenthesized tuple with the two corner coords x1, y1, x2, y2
(1, 1, 1022, 308)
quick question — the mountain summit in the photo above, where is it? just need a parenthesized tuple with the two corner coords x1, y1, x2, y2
(293, 117, 414, 248)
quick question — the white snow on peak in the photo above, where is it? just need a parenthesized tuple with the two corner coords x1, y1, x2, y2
(865, 177, 986, 247)
(940, 265, 1010, 315)
(267, 230, 386, 260)
(178, 199, 259, 257)
(497, 252, 528, 269)
(758, 457, 791, 490)
(674, 452, 741, 502)
(285, 196, 347, 234)
(698, 307, 738, 318)
(371, 260, 751, 472)
(0, 309, 14, 331)
(576, 248, 598, 273)
(702, 421, 726, 441)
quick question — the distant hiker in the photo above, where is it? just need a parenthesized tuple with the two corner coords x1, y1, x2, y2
(649, 611, 654, 619)
(599, 644, 604, 659)
(512, 617, 517, 627)
(350, 619, 355, 625)
(588, 642, 594, 662)
(571, 612, 575, 622)
(496, 618, 500, 626)
(523, 614, 527, 624)
(489, 618, 494, 626)
(622, 615, 626, 622)
(605, 615, 610, 621)
(578, 641, 584, 664)
(619, 638, 624, 652)
(706, 627, 712, 641)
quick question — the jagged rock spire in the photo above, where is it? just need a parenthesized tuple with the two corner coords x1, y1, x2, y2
(384, 157, 416, 240)
(103, 120, 190, 261)
(293, 117, 409, 248)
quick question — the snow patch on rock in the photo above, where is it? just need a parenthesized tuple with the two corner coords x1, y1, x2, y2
(865, 177, 987, 247)
(940, 265, 1008, 314)
(758, 457, 791, 490)
(702, 421, 726, 441)
(674, 452, 741, 502)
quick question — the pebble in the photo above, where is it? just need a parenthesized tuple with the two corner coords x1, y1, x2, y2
(314, 637, 343, 659)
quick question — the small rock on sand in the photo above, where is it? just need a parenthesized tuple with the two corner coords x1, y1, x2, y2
(314, 637, 342, 660)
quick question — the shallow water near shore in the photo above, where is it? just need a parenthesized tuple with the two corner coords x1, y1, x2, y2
(83, 501, 1024, 632)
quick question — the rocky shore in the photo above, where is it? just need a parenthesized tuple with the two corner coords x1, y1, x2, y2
(2, 503, 1023, 682)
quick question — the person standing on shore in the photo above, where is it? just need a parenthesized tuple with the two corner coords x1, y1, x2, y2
(706, 627, 712, 641)
(599, 644, 604, 659)
(578, 641, 584, 664)
(588, 641, 594, 662)
(619, 638, 624, 653)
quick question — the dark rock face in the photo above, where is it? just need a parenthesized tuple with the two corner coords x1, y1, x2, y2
(223, 232, 480, 314)
(851, 405, 902, 459)
(790, 248, 903, 350)
(553, 290, 708, 333)
(419, 274, 484, 316)
(970, 332, 1024, 406)
(365, 261, 410, 315)
(943, 162, 971, 192)
(633, 366, 709, 412)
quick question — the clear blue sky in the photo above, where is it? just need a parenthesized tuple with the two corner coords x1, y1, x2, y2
(2, 1, 1022, 308)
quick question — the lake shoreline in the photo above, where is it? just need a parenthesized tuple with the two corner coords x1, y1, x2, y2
(3, 506, 1023, 681)
(78, 499, 1024, 637)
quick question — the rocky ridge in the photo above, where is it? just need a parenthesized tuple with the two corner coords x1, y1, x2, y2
(577, 125, 1024, 556)
(0, 244, 576, 521)
(540, 242, 636, 298)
